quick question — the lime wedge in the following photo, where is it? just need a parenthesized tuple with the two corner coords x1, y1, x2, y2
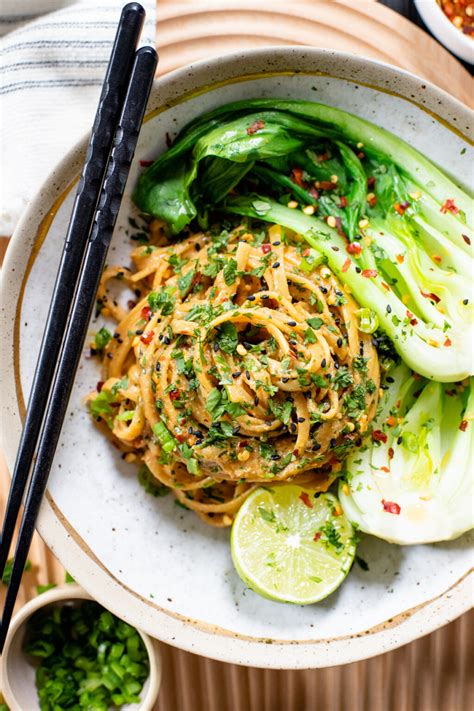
(231, 486, 356, 604)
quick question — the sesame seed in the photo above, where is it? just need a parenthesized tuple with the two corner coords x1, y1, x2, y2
(273, 241, 281, 246)
(290, 423, 297, 433)
(330, 438, 337, 448)
(312, 442, 321, 451)
(245, 370, 251, 380)
(270, 454, 281, 461)
(337, 338, 343, 347)
(232, 371, 241, 379)
(194, 243, 201, 251)
(254, 396, 260, 406)
(247, 294, 256, 301)
(213, 342, 219, 352)
(303, 205, 315, 215)
(326, 216, 337, 228)
(261, 294, 269, 300)
(330, 174, 338, 184)
(386, 305, 392, 313)
(297, 417, 305, 423)
(359, 218, 369, 229)
(355, 266, 361, 273)
(272, 261, 281, 269)
(463, 299, 469, 305)
(288, 200, 298, 209)
(282, 377, 289, 383)
(321, 359, 327, 368)
(287, 320, 297, 326)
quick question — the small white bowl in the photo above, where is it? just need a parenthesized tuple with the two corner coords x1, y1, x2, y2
(414, 0, 474, 64)
(0, 584, 161, 711)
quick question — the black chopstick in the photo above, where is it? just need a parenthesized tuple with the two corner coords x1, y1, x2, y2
(0, 2, 145, 583)
(0, 46, 157, 653)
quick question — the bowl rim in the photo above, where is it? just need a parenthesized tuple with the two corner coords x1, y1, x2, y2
(414, 0, 474, 64)
(1, 46, 473, 669)
(0, 584, 161, 711)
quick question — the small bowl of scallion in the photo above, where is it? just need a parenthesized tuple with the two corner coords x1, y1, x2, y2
(0, 584, 161, 711)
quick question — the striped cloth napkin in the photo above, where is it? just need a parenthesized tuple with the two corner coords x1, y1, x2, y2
(0, 0, 156, 236)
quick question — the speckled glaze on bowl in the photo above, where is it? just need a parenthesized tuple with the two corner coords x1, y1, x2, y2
(1, 48, 473, 669)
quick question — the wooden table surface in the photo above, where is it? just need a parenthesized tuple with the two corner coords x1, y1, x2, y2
(1, 2, 473, 709)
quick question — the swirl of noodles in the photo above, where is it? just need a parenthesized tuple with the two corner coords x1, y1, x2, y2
(89, 221, 380, 526)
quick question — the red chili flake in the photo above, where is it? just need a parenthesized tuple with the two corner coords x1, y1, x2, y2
(357, 151, 365, 159)
(334, 216, 345, 236)
(317, 151, 330, 162)
(140, 305, 151, 321)
(346, 242, 362, 256)
(293, 449, 299, 457)
(381, 281, 391, 292)
(382, 499, 401, 515)
(386, 416, 396, 427)
(388, 447, 394, 460)
(367, 176, 376, 189)
(309, 187, 319, 199)
(291, 167, 304, 187)
(165, 132, 172, 147)
(444, 337, 452, 347)
(342, 258, 351, 273)
(461, 234, 471, 248)
(169, 389, 181, 401)
(421, 290, 441, 304)
(261, 243, 272, 254)
(140, 330, 154, 345)
(127, 299, 137, 310)
(459, 419, 468, 432)
(313, 531, 322, 542)
(96, 381, 104, 392)
(406, 310, 418, 326)
(302, 248, 311, 257)
(367, 194, 377, 207)
(175, 433, 186, 443)
(432, 254, 442, 264)
(362, 269, 378, 278)
(246, 119, 265, 135)
(238, 440, 249, 448)
(396, 254, 405, 264)
(412, 372, 422, 380)
(372, 429, 388, 443)
(299, 492, 313, 508)
(339, 196, 348, 208)
(440, 198, 459, 215)
(394, 202, 407, 216)
(180, 417, 187, 426)
(379, 466, 390, 473)
(318, 180, 337, 191)
(139, 159, 153, 167)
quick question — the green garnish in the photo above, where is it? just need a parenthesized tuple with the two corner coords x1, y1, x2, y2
(94, 327, 112, 352)
(2, 559, 32, 586)
(24, 601, 149, 709)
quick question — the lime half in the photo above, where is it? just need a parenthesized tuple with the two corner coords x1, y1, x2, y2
(231, 486, 356, 604)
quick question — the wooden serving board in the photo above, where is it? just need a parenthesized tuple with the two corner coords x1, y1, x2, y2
(1, 1, 473, 709)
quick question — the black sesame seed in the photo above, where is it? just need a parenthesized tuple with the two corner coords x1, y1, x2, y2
(194, 243, 201, 251)
(261, 294, 269, 300)
(288, 320, 297, 326)
(290, 423, 297, 433)
(386, 305, 392, 313)
(354, 234, 362, 240)
(156, 363, 161, 371)
(188, 427, 194, 434)
(134, 289, 141, 297)
(320, 286, 328, 294)
(312, 442, 321, 451)
(397, 436, 402, 445)
(232, 426, 241, 436)
(273, 241, 281, 246)
(245, 370, 251, 380)
(297, 417, 305, 423)
(331, 246, 339, 252)
(272, 261, 281, 269)
(337, 337, 343, 348)
(355, 266, 362, 273)
(282, 377, 289, 383)
(463, 299, 469, 305)
(213, 342, 219, 352)
(247, 295, 256, 301)
(386, 376, 395, 383)
(117, 338, 123, 344)
(321, 358, 327, 368)
(163, 336, 171, 345)
(330, 438, 337, 448)
(270, 454, 281, 461)
(232, 371, 241, 379)
(289, 339, 297, 345)
(254, 396, 260, 406)
(136, 329, 144, 336)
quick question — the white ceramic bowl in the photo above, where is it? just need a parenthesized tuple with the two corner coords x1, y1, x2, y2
(1, 48, 473, 670)
(0, 584, 161, 711)
(414, 0, 474, 64)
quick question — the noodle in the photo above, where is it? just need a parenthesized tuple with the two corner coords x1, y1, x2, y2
(88, 221, 380, 526)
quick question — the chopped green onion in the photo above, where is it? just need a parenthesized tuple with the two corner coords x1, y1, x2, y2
(153, 420, 177, 452)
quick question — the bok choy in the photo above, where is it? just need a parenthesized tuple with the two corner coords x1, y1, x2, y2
(338, 364, 473, 544)
(133, 99, 473, 383)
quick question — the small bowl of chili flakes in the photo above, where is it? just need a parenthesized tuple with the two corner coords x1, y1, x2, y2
(414, 0, 474, 64)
